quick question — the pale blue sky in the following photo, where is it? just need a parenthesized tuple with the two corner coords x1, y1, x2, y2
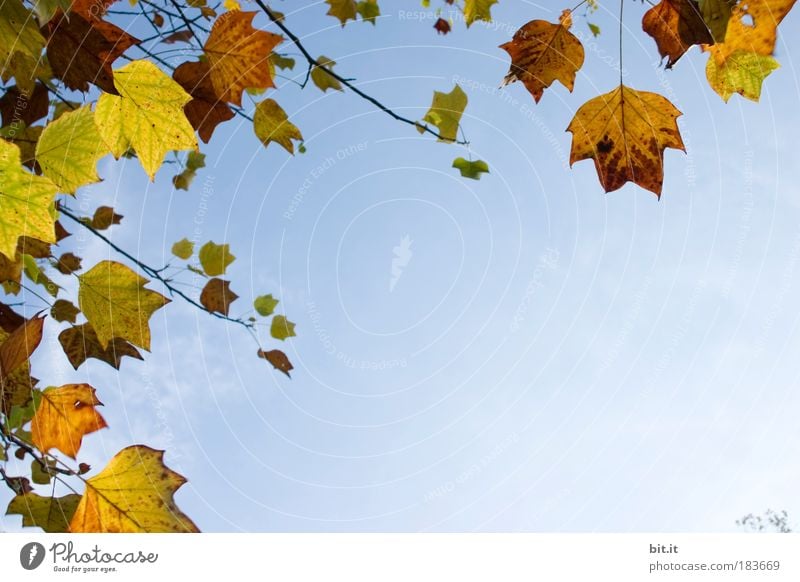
(3, 0, 800, 532)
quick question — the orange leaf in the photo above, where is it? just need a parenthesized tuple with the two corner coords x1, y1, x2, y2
(500, 16, 584, 103)
(643, 0, 713, 68)
(258, 348, 293, 377)
(173, 60, 235, 143)
(705, 0, 796, 64)
(203, 11, 283, 106)
(567, 85, 685, 196)
(31, 384, 108, 458)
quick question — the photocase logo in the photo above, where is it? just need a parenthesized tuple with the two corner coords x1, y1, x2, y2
(390, 235, 414, 292)
(20, 542, 46, 570)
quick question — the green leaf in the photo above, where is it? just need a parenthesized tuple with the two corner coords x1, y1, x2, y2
(36, 106, 107, 194)
(326, 0, 357, 25)
(22, 254, 59, 297)
(171, 238, 194, 259)
(269, 53, 296, 70)
(94, 60, 198, 180)
(32, 0, 72, 23)
(0, 139, 58, 260)
(78, 260, 170, 350)
(356, 0, 380, 23)
(31, 459, 56, 485)
(422, 84, 468, 143)
(198, 241, 235, 276)
(0, 0, 47, 92)
(463, 0, 497, 27)
(452, 157, 489, 180)
(270, 314, 296, 341)
(254, 294, 279, 316)
(311, 56, 343, 92)
(253, 99, 304, 154)
(588, 22, 601, 37)
(172, 151, 206, 190)
(699, 0, 737, 42)
(706, 49, 779, 102)
(6, 493, 81, 532)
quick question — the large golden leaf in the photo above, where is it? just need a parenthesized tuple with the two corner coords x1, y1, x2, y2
(69, 445, 199, 532)
(31, 384, 107, 459)
(567, 85, 686, 196)
(500, 13, 584, 103)
(203, 11, 283, 106)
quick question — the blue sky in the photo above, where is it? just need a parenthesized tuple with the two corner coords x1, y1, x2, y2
(3, 0, 800, 532)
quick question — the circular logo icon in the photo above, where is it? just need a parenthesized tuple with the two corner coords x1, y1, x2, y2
(20, 542, 46, 570)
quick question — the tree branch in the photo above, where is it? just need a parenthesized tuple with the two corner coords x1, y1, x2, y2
(253, 0, 469, 145)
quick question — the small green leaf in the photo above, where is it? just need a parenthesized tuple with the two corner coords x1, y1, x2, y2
(171, 238, 194, 259)
(270, 315, 296, 341)
(588, 22, 601, 37)
(452, 157, 489, 180)
(356, 0, 380, 23)
(311, 56, 343, 92)
(198, 241, 235, 276)
(254, 294, 279, 316)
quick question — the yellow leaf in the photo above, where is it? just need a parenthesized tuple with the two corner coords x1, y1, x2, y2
(204, 11, 283, 106)
(567, 85, 685, 196)
(69, 445, 199, 532)
(36, 106, 108, 194)
(77, 260, 170, 351)
(0, 140, 58, 260)
(31, 384, 107, 459)
(223, 0, 240, 10)
(310, 56, 343, 92)
(253, 99, 304, 153)
(6, 493, 81, 532)
(463, 0, 497, 27)
(0, 0, 47, 92)
(94, 60, 198, 180)
(500, 18, 585, 103)
(326, 0, 357, 26)
(422, 85, 467, 143)
(198, 241, 235, 276)
(706, 49, 780, 101)
(706, 0, 796, 64)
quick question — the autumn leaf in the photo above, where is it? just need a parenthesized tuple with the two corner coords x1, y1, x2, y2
(0, 313, 43, 379)
(254, 294, 278, 316)
(452, 157, 489, 180)
(173, 60, 235, 144)
(78, 260, 170, 350)
(69, 445, 199, 533)
(31, 384, 107, 458)
(91, 206, 123, 230)
(271, 314, 296, 340)
(434, 18, 451, 35)
(36, 106, 107, 194)
(0, 83, 49, 128)
(203, 11, 283, 106)
(173, 151, 206, 190)
(200, 278, 238, 315)
(699, 0, 738, 41)
(706, 49, 779, 101)
(50, 299, 80, 323)
(706, 0, 796, 63)
(0, 139, 58, 260)
(464, 0, 497, 27)
(642, 0, 713, 68)
(44, 9, 140, 95)
(94, 60, 198, 180)
(171, 238, 195, 259)
(6, 493, 81, 532)
(253, 99, 304, 154)
(422, 85, 467, 143)
(258, 348, 293, 377)
(500, 15, 585, 103)
(55, 253, 83, 275)
(310, 56, 343, 92)
(0, 0, 48, 92)
(58, 323, 143, 370)
(356, 0, 380, 23)
(326, 0, 357, 25)
(199, 241, 235, 276)
(0, 301, 25, 332)
(567, 85, 686, 196)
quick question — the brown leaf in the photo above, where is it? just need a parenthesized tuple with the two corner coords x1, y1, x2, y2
(643, 0, 713, 68)
(44, 9, 140, 95)
(55, 252, 82, 275)
(173, 60, 235, 143)
(90, 206, 123, 230)
(258, 348, 293, 377)
(200, 278, 238, 315)
(55, 221, 70, 242)
(58, 323, 143, 370)
(0, 302, 25, 333)
(0, 314, 44, 379)
(434, 18, 451, 34)
(51, 299, 80, 323)
(17, 236, 52, 259)
(0, 253, 22, 288)
(0, 82, 49, 127)
(164, 30, 194, 44)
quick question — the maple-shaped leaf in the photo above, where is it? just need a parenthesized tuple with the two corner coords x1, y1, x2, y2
(0, 0, 47, 93)
(706, 49, 779, 101)
(35, 106, 108, 194)
(452, 157, 490, 180)
(203, 11, 283, 106)
(6, 492, 81, 532)
(58, 323, 143, 370)
(78, 260, 170, 350)
(270, 314, 296, 341)
(91, 206, 123, 230)
(2, 125, 43, 171)
(326, 0, 357, 25)
(700, 0, 738, 41)
(643, 0, 714, 68)
(173, 60, 235, 143)
(0, 83, 49, 127)
(172, 151, 206, 190)
(254, 294, 278, 316)
(198, 241, 235, 276)
(500, 14, 585, 103)
(51, 299, 80, 323)
(69, 445, 199, 532)
(310, 56, 343, 92)
(356, 0, 380, 24)
(0, 140, 58, 260)
(94, 60, 198, 180)
(171, 238, 194, 259)
(567, 85, 686, 196)
(31, 384, 107, 458)
(422, 84, 467, 143)
(200, 278, 238, 315)
(464, 0, 497, 27)
(258, 348, 293, 377)
(55, 253, 82, 275)
(254, 99, 304, 154)
(44, 9, 140, 95)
